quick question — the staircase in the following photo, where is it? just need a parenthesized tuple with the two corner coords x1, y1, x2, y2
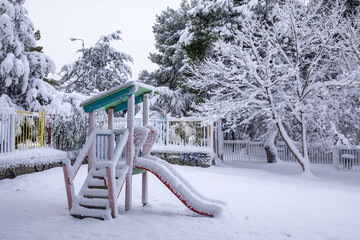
(62, 128, 130, 220)
(70, 163, 129, 220)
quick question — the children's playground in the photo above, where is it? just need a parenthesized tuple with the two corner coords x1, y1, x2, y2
(61, 81, 223, 219)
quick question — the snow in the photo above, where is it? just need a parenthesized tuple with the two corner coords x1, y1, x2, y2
(152, 145, 213, 154)
(0, 161, 359, 239)
(0, 94, 16, 108)
(1, 53, 14, 76)
(133, 126, 148, 156)
(142, 125, 159, 156)
(0, 148, 68, 170)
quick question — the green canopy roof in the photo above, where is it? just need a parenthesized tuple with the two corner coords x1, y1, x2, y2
(80, 81, 155, 114)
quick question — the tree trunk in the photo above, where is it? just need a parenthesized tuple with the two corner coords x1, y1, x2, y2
(265, 86, 307, 172)
(300, 113, 311, 173)
(264, 129, 278, 163)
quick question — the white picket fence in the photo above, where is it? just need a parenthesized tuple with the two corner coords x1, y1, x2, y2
(113, 117, 212, 148)
(222, 140, 360, 171)
(222, 140, 267, 162)
(0, 108, 15, 154)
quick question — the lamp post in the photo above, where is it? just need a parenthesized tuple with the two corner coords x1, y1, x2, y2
(70, 38, 85, 48)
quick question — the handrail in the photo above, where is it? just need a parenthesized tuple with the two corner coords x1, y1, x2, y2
(68, 129, 112, 182)
(111, 129, 129, 201)
(111, 129, 129, 163)
(67, 130, 97, 182)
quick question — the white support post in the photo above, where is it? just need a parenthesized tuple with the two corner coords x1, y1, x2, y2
(125, 94, 135, 211)
(208, 124, 212, 149)
(142, 94, 149, 206)
(166, 115, 170, 146)
(88, 111, 96, 172)
(332, 147, 339, 170)
(107, 108, 114, 160)
(10, 110, 15, 152)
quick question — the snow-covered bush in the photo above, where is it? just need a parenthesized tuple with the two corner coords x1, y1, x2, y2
(51, 106, 88, 152)
(44, 91, 88, 152)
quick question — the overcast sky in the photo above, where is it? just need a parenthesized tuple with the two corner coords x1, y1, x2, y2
(24, 0, 182, 80)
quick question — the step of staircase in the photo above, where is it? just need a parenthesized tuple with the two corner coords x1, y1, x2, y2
(70, 204, 110, 220)
(88, 185, 107, 189)
(77, 196, 109, 208)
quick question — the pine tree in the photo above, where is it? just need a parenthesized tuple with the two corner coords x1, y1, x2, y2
(182, 0, 245, 62)
(0, 0, 55, 110)
(149, 2, 190, 90)
(60, 30, 133, 95)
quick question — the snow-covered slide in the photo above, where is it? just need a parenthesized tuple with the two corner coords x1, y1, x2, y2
(134, 156, 223, 217)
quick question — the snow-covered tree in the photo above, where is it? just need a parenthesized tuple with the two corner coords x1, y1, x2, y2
(190, 0, 350, 173)
(149, 1, 190, 90)
(142, 1, 202, 117)
(180, 0, 245, 62)
(0, 0, 55, 110)
(60, 30, 133, 95)
(334, 7, 360, 144)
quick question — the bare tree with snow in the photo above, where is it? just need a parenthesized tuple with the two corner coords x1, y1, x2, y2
(190, 0, 352, 173)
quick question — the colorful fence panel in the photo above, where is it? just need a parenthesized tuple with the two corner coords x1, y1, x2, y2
(167, 118, 211, 147)
(14, 110, 44, 151)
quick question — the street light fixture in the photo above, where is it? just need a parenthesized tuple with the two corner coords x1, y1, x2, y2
(70, 38, 85, 48)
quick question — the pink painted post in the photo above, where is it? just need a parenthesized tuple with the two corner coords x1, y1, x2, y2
(88, 111, 96, 172)
(62, 164, 72, 211)
(106, 167, 116, 218)
(142, 93, 149, 206)
(107, 108, 114, 160)
(125, 94, 135, 211)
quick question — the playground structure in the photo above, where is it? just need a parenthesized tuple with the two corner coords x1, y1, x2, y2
(61, 81, 222, 219)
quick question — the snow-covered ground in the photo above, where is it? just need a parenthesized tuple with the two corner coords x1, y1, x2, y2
(0, 161, 359, 240)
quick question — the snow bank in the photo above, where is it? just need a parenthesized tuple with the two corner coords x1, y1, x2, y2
(152, 145, 212, 154)
(0, 148, 68, 170)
